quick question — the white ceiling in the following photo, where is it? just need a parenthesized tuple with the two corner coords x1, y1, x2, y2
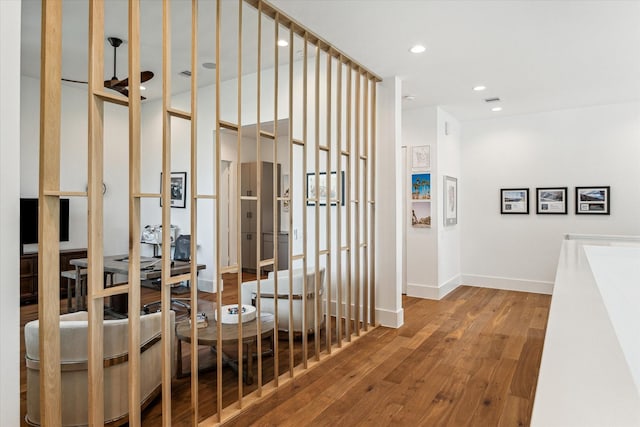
(21, 0, 640, 121)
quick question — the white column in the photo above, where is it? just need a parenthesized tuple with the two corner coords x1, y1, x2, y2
(0, 0, 22, 424)
(375, 76, 403, 327)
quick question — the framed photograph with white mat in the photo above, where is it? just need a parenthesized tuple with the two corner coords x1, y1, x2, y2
(411, 145, 430, 171)
(575, 186, 610, 215)
(444, 176, 458, 226)
(536, 187, 567, 214)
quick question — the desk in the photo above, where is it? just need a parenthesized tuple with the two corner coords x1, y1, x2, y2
(69, 256, 206, 312)
(175, 309, 274, 383)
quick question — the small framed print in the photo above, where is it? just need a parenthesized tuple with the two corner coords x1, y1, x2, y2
(160, 171, 187, 208)
(444, 176, 457, 226)
(501, 188, 529, 214)
(575, 186, 610, 215)
(536, 187, 568, 214)
(411, 145, 430, 171)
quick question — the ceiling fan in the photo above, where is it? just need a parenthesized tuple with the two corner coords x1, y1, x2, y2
(62, 37, 154, 100)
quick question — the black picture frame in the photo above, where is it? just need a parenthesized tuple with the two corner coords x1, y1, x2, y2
(306, 171, 345, 206)
(160, 171, 187, 208)
(575, 186, 610, 215)
(536, 187, 568, 214)
(500, 188, 529, 214)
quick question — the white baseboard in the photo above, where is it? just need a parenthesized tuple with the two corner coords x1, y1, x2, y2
(461, 274, 553, 295)
(376, 307, 404, 328)
(197, 278, 220, 294)
(327, 300, 404, 329)
(407, 274, 461, 300)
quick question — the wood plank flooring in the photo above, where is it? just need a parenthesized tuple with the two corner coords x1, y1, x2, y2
(224, 286, 551, 427)
(19, 284, 550, 426)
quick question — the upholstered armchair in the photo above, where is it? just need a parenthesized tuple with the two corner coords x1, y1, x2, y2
(24, 310, 174, 427)
(241, 267, 325, 334)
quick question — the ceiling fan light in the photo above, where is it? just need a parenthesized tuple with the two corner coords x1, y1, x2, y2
(277, 39, 289, 47)
(409, 44, 426, 54)
(140, 85, 146, 91)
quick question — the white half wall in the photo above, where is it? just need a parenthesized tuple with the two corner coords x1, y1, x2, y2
(375, 76, 404, 328)
(462, 102, 640, 291)
(1, 0, 21, 423)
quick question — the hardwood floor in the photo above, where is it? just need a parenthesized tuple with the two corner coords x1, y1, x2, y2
(19, 284, 550, 426)
(224, 286, 551, 427)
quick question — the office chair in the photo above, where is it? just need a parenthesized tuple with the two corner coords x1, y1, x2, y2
(143, 234, 192, 320)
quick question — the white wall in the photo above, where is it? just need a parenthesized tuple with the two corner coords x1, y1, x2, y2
(21, 76, 131, 256)
(436, 108, 462, 293)
(403, 107, 438, 294)
(402, 106, 462, 300)
(462, 102, 640, 293)
(1, 0, 21, 423)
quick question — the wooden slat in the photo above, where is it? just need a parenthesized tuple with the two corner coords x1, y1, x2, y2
(164, 273, 191, 286)
(292, 138, 305, 146)
(341, 150, 350, 156)
(243, 0, 382, 82)
(345, 64, 352, 342)
(220, 265, 239, 274)
(324, 48, 332, 355)
(313, 42, 321, 361)
(94, 90, 129, 107)
(336, 57, 343, 347)
(167, 107, 192, 120)
(219, 120, 239, 131)
(38, 1, 63, 424)
(259, 259, 275, 268)
(255, 0, 264, 394)
(271, 12, 281, 386)
(362, 76, 369, 332)
(354, 69, 361, 337)
(196, 194, 217, 199)
(288, 24, 296, 375)
(160, 0, 173, 423)
(92, 283, 129, 298)
(259, 130, 275, 139)
(126, 1, 143, 423)
(318, 145, 329, 152)
(240, 195, 258, 201)
(134, 192, 161, 198)
(292, 254, 304, 261)
(87, 0, 107, 425)
(301, 32, 309, 368)
(43, 190, 87, 197)
(370, 81, 377, 326)
(214, 0, 223, 420)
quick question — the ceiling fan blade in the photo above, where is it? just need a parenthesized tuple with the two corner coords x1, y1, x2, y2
(114, 71, 154, 88)
(104, 77, 123, 88)
(62, 78, 89, 84)
(140, 71, 154, 83)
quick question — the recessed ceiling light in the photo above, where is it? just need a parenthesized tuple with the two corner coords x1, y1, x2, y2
(409, 44, 426, 54)
(277, 39, 289, 47)
(403, 95, 416, 101)
(473, 85, 486, 91)
(491, 106, 503, 112)
(140, 85, 146, 91)
(202, 62, 216, 70)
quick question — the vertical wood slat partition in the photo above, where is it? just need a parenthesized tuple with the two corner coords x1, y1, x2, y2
(87, 0, 106, 425)
(38, 1, 380, 426)
(38, 1, 62, 424)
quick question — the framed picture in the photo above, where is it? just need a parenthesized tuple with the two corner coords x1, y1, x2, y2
(306, 171, 345, 206)
(575, 186, 610, 215)
(411, 201, 431, 228)
(411, 145, 430, 171)
(536, 187, 568, 214)
(160, 171, 187, 208)
(500, 188, 529, 214)
(411, 173, 431, 200)
(444, 176, 457, 226)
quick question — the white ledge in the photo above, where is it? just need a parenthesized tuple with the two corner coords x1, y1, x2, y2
(532, 237, 640, 427)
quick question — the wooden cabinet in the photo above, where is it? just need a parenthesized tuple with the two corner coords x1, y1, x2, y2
(262, 233, 289, 272)
(241, 161, 281, 272)
(20, 248, 88, 305)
